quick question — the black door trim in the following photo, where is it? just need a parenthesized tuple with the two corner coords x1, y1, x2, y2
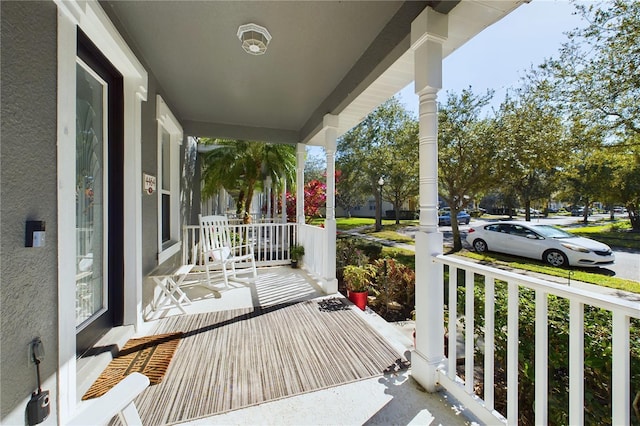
(76, 29, 124, 356)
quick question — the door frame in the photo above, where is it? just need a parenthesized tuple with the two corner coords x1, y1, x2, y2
(75, 30, 124, 355)
(56, 2, 147, 421)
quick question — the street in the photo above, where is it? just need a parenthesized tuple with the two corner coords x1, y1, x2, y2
(444, 213, 640, 282)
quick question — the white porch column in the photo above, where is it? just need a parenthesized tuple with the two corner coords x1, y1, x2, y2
(265, 176, 272, 219)
(281, 179, 287, 223)
(411, 7, 448, 392)
(296, 143, 305, 224)
(323, 114, 339, 294)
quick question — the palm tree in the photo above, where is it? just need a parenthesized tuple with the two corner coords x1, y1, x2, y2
(200, 138, 296, 216)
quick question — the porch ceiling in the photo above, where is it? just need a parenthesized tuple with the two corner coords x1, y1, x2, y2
(100, 0, 526, 145)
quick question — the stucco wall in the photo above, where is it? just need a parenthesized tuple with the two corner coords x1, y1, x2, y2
(140, 85, 160, 276)
(1, 0, 59, 420)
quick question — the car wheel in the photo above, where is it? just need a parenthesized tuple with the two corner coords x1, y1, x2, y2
(473, 239, 488, 253)
(544, 249, 568, 267)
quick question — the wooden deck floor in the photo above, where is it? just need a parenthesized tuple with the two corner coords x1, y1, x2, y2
(130, 297, 408, 425)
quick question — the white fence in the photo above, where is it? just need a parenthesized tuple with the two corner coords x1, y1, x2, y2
(433, 254, 640, 425)
(182, 222, 298, 268)
(297, 224, 328, 281)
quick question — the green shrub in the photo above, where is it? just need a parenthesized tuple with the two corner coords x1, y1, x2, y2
(356, 241, 383, 260)
(368, 257, 415, 321)
(343, 264, 374, 292)
(449, 268, 640, 425)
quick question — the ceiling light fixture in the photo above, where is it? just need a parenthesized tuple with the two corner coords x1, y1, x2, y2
(237, 23, 272, 56)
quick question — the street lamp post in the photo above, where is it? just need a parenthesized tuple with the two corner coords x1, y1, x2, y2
(375, 176, 384, 231)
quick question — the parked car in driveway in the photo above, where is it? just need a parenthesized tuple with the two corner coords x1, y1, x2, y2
(465, 221, 615, 267)
(438, 210, 470, 226)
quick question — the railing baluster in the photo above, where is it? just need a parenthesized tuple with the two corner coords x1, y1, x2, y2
(484, 276, 495, 411)
(507, 281, 519, 423)
(465, 270, 475, 394)
(612, 311, 630, 425)
(448, 266, 458, 379)
(535, 289, 548, 426)
(431, 254, 639, 425)
(569, 299, 584, 425)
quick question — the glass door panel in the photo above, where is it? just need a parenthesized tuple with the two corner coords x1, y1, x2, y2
(76, 60, 108, 329)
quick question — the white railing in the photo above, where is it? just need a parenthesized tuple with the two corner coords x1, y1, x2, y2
(297, 224, 328, 281)
(433, 254, 640, 425)
(182, 222, 297, 268)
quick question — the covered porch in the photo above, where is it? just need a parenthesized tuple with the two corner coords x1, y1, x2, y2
(81, 265, 472, 425)
(2, 0, 637, 424)
(77, 218, 638, 424)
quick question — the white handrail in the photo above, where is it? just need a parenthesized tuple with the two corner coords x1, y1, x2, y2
(432, 254, 639, 425)
(182, 222, 298, 268)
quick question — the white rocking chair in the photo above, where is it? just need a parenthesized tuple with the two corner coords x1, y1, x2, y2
(199, 214, 257, 288)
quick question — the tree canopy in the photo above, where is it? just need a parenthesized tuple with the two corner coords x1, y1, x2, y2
(337, 97, 418, 223)
(438, 88, 496, 250)
(199, 139, 296, 216)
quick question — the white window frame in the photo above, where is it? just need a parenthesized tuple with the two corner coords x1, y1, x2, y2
(156, 95, 183, 264)
(56, 1, 148, 422)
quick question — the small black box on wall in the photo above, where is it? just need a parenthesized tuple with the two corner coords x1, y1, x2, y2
(25, 221, 46, 247)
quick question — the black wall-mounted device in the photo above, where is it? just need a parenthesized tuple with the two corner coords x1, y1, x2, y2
(25, 221, 46, 248)
(27, 338, 50, 425)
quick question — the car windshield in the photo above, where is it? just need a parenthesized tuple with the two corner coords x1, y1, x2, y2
(532, 225, 574, 239)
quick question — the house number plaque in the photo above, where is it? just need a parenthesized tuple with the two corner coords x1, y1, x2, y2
(143, 173, 156, 195)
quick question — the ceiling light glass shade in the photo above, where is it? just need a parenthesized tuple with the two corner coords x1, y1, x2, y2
(237, 23, 272, 55)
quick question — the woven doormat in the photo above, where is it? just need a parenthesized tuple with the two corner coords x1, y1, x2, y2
(82, 332, 182, 400)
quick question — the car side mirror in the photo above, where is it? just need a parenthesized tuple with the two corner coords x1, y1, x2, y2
(526, 234, 538, 239)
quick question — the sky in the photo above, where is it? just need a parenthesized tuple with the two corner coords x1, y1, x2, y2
(396, 0, 586, 115)
(308, 0, 587, 158)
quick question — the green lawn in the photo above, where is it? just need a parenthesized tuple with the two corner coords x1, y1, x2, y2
(566, 220, 639, 250)
(333, 217, 419, 230)
(460, 250, 640, 294)
(329, 217, 639, 293)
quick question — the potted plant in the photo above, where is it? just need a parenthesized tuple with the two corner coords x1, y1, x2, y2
(290, 244, 305, 268)
(343, 264, 373, 310)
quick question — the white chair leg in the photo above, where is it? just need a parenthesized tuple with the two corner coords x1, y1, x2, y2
(221, 264, 231, 288)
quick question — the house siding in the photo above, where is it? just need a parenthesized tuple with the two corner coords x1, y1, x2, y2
(141, 84, 161, 275)
(0, 0, 59, 420)
(0, 0, 201, 421)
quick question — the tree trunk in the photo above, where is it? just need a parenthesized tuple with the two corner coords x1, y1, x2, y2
(394, 195, 401, 225)
(525, 199, 531, 222)
(451, 209, 462, 252)
(628, 203, 640, 231)
(583, 198, 590, 224)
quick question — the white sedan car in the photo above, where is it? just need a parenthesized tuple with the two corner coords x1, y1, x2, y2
(466, 221, 615, 267)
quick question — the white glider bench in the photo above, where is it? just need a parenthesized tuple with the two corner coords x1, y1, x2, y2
(68, 372, 150, 426)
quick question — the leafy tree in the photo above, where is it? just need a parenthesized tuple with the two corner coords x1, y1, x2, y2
(304, 149, 326, 182)
(303, 179, 326, 223)
(200, 139, 296, 216)
(335, 169, 366, 218)
(543, 0, 640, 137)
(381, 119, 419, 223)
(559, 117, 614, 223)
(438, 88, 497, 251)
(337, 97, 418, 224)
(611, 138, 640, 230)
(540, 0, 640, 228)
(494, 80, 566, 222)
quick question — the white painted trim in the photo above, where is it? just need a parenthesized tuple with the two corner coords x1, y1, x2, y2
(157, 95, 183, 140)
(156, 95, 184, 264)
(158, 241, 181, 264)
(55, 0, 148, 422)
(56, 9, 79, 424)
